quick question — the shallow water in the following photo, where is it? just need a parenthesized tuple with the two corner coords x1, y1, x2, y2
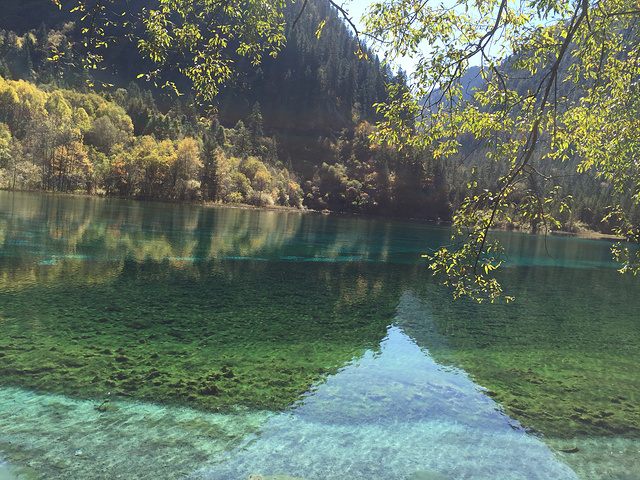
(0, 191, 639, 479)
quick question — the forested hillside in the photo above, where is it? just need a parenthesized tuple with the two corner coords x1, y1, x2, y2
(432, 51, 640, 235)
(0, 0, 452, 220)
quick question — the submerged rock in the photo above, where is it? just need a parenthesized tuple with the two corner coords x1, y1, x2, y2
(0, 461, 38, 480)
(247, 476, 306, 480)
(407, 470, 450, 480)
(202, 385, 222, 395)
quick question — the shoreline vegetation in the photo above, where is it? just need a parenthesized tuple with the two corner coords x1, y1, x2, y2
(0, 72, 455, 224)
(1, 186, 623, 244)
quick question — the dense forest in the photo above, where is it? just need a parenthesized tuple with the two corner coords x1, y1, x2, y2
(0, 0, 634, 232)
(0, 0, 453, 221)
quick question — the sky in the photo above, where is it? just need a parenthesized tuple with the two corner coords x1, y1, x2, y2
(334, 0, 474, 76)
(341, 0, 420, 74)
(336, 0, 518, 76)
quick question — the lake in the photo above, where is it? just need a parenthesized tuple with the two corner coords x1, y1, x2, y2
(0, 191, 638, 479)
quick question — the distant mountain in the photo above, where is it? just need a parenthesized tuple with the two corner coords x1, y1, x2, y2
(423, 65, 484, 112)
(213, 0, 391, 173)
(0, 0, 71, 31)
(0, 0, 152, 31)
(458, 65, 484, 100)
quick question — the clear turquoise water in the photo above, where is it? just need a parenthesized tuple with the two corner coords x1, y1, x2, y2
(0, 191, 639, 479)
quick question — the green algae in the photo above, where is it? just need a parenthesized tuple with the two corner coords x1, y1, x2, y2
(399, 265, 640, 439)
(0, 258, 409, 413)
(0, 192, 430, 420)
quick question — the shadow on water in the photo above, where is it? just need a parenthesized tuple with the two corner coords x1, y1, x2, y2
(399, 271, 640, 480)
(191, 293, 579, 480)
(402, 267, 640, 439)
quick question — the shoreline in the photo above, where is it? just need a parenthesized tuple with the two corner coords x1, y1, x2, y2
(495, 224, 622, 242)
(1, 188, 624, 242)
(499, 225, 622, 242)
(550, 230, 622, 242)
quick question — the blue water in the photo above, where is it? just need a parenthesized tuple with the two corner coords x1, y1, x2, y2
(0, 191, 639, 479)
